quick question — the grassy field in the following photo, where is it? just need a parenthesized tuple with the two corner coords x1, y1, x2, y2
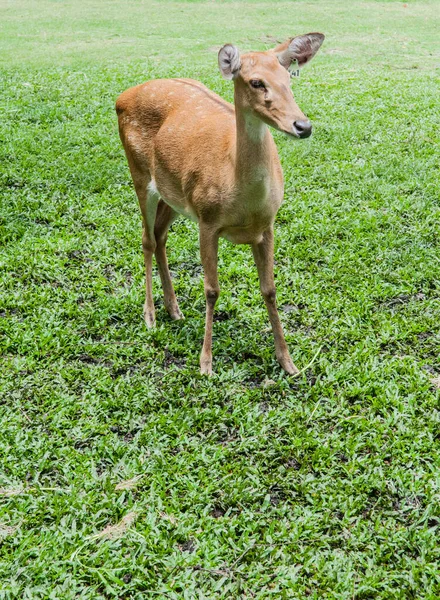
(1, 0, 440, 597)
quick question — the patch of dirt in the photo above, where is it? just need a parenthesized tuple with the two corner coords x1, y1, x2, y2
(210, 506, 225, 518)
(179, 261, 203, 279)
(74, 439, 91, 450)
(217, 427, 239, 446)
(95, 458, 112, 477)
(103, 264, 116, 280)
(380, 292, 426, 308)
(67, 250, 93, 263)
(163, 348, 186, 369)
(242, 351, 263, 363)
(244, 375, 263, 389)
(77, 354, 101, 365)
(269, 485, 288, 506)
(34, 217, 50, 225)
(214, 311, 232, 322)
(281, 304, 299, 314)
(286, 458, 301, 470)
(417, 332, 432, 341)
(178, 538, 196, 553)
(83, 222, 97, 230)
(4, 177, 25, 189)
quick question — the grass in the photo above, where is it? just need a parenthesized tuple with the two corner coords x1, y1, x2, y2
(1, 0, 440, 597)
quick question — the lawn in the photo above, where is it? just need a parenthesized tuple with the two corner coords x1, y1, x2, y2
(1, 0, 439, 598)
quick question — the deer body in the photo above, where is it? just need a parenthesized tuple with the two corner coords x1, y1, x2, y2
(116, 34, 324, 374)
(117, 78, 283, 244)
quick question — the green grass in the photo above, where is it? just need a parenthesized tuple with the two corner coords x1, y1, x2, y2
(1, 0, 440, 598)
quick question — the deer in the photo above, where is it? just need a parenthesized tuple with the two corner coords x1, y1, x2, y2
(116, 33, 325, 375)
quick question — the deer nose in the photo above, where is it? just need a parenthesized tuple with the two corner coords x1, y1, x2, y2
(293, 119, 312, 138)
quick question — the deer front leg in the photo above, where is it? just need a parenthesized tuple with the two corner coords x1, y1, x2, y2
(199, 225, 220, 375)
(252, 228, 299, 375)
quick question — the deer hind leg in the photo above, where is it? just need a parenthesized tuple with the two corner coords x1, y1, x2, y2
(252, 228, 299, 375)
(130, 167, 160, 328)
(154, 200, 184, 321)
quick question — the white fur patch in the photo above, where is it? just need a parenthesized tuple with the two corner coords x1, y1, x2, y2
(244, 113, 267, 142)
(146, 180, 160, 239)
(147, 180, 160, 197)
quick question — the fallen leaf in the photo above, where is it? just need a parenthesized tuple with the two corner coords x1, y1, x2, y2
(0, 524, 18, 538)
(115, 475, 143, 491)
(159, 511, 177, 525)
(263, 378, 276, 388)
(93, 512, 137, 540)
(0, 488, 23, 497)
(430, 376, 440, 389)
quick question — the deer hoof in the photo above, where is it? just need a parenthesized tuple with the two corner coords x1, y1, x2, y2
(279, 357, 299, 376)
(169, 307, 185, 321)
(200, 358, 213, 376)
(143, 308, 156, 329)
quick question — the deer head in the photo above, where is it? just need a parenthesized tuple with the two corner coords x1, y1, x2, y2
(219, 33, 325, 138)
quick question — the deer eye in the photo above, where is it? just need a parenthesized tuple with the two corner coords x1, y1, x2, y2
(250, 79, 265, 89)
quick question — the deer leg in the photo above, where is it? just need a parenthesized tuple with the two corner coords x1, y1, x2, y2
(199, 225, 220, 375)
(252, 228, 299, 375)
(154, 200, 184, 321)
(132, 175, 160, 328)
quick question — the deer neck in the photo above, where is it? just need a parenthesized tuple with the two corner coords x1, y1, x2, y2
(234, 101, 273, 189)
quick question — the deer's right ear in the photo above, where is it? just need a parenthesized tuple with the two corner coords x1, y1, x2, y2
(218, 45, 241, 80)
(275, 33, 325, 70)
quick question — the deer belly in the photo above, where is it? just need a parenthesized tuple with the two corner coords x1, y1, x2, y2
(163, 197, 199, 223)
(220, 204, 275, 244)
(220, 224, 265, 245)
(154, 180, 199, 223)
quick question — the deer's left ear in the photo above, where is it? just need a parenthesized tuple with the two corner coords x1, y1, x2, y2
(274, 33, 325, 70)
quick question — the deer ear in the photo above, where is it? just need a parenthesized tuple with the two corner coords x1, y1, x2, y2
(218, 44, 241, 80)
(275, 33, 324, 70)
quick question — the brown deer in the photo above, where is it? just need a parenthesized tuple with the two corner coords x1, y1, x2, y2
(116, 33, 324, 375)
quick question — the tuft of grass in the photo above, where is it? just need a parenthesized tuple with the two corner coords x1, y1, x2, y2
(1, 1, 439, 598)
